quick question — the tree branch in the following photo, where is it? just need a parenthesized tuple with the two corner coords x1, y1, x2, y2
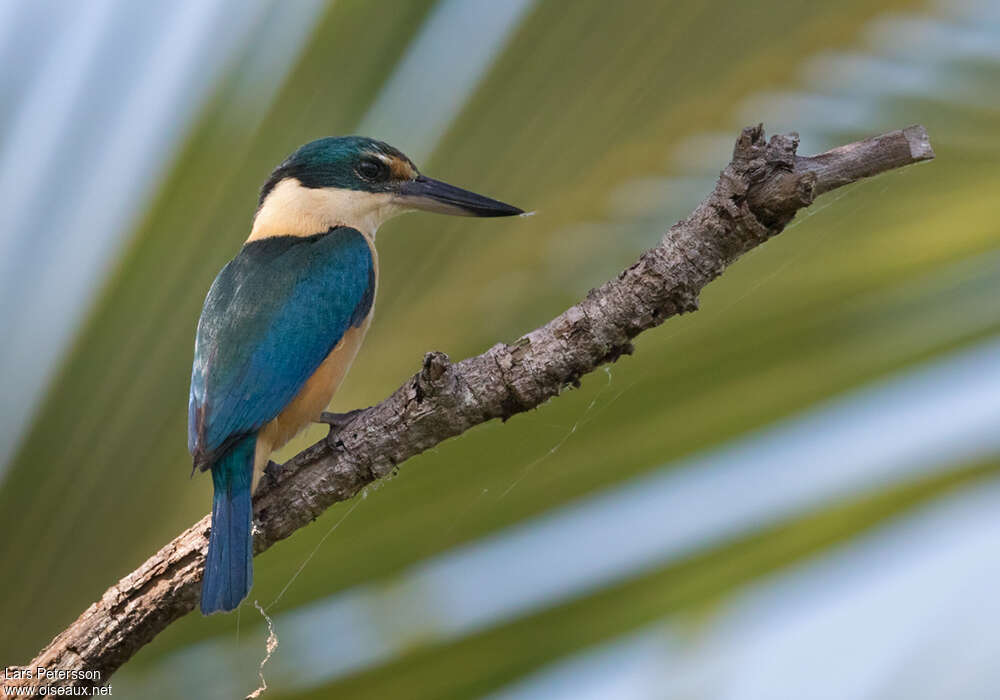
(7, 124, 934, 694)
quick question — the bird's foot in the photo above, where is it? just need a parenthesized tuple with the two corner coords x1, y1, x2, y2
(317, 408, 366, 431)
(262, 460, 282, 488)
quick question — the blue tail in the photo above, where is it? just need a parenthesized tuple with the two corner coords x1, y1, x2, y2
(201, 435, 256, 615)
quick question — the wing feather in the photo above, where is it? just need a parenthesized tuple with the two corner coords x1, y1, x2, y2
(188, 227, 374, 466)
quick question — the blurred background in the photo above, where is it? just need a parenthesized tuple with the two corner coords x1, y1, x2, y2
(1, 0, 999, 697)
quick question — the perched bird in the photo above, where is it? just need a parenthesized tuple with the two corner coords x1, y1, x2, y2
(189, 136, 522, 614)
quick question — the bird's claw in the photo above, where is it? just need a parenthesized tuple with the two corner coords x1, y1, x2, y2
(317, 409, 366, 431)
(263, 460, 282, 487)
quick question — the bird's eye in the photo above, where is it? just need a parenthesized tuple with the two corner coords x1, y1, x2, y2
(357, 158, 386, 181)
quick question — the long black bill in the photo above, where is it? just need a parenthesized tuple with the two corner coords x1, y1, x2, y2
(396, 175, 523, 217)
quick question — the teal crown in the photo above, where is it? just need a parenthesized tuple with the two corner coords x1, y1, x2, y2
(259, 136, 416, 205)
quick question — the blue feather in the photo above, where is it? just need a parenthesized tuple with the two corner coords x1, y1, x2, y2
(189, 227, 374, 463)
(189, 226, 375, 613)
(201, 435, 255, 614)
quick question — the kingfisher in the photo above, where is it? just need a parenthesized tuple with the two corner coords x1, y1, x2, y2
(189, 136, 522, 614)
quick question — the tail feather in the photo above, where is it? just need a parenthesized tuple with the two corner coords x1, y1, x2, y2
(201, 435, 256, 615)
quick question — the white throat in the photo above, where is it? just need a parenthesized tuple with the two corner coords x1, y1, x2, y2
(248, 178, 404, 242)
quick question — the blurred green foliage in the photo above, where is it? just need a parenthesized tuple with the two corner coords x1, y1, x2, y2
(2, 0, 999, 697)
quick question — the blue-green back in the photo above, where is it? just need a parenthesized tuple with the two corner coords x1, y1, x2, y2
(188, 227, 374, 465)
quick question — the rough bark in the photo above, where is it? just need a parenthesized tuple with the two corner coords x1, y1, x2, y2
(4, 124, 934, 695)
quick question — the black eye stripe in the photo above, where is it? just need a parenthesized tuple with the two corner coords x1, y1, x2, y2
(357, 157, 387, 180)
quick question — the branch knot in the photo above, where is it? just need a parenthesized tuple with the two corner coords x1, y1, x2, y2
(415, 351, 453, 402)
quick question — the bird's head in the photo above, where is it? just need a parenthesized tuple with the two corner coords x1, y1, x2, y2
(250, 136, 523, 241)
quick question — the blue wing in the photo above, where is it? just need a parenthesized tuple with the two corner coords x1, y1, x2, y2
(188, 227, 374, 466)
